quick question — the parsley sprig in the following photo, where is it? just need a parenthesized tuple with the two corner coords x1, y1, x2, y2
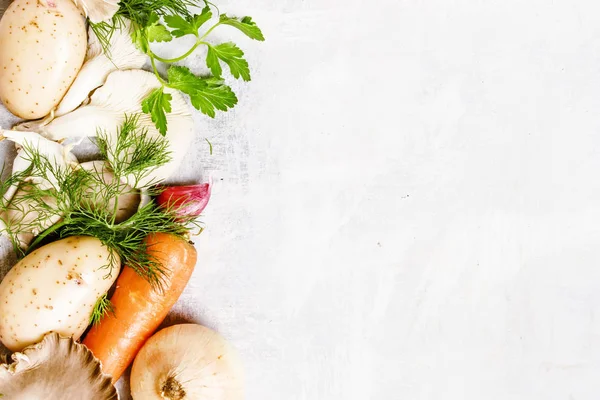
(92, 2, 265, 135)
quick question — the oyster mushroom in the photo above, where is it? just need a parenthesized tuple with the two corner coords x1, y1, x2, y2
(0, 332, 118, 399)
(0, 130, 78, 249)
(73, 0, 119, 23)
(16, 69, 194, 188)
(79, 160, 150, 223)
(54, 21, 147, 117)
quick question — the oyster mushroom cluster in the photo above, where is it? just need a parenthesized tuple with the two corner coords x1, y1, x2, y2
(0, 332, 118, 399)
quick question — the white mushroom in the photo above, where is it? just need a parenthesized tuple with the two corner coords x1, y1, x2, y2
(73, 0, 119, 23)
(54, 21, 147, 117)
(0, 332, 118, 399)
(16, 69, 194, 187)
(79, 160, 148, 223)
(0, 130, 78, 249)
(0, 130, 78, 200)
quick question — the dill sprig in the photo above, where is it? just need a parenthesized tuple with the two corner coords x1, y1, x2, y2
(96, 114, 172, 189)
(90, 0, 203, 53)
(0, 115, 201, 289)
(90, 293, 115, 326)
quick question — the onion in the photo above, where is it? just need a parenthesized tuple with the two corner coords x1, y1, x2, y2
(130, 324, 244, 400)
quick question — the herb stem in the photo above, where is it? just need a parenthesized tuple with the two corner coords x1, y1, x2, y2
(150, 57, 168, 85)
(111, 193, 120, 225)
(26, 220, 67, 255)
(149, 40, 209, 64)
(199, 22, 221, 41)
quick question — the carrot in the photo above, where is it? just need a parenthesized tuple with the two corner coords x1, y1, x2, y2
(82, 232, 198, 382)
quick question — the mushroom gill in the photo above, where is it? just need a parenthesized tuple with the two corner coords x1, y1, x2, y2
(0, 332, 118, 399)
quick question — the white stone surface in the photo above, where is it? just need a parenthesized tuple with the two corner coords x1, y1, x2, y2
(3, 0, 600, 399)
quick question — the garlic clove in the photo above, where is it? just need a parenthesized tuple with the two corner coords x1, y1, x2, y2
(156, 179, 213, 219)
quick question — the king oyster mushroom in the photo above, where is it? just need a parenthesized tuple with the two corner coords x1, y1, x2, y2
(16, 69, 194, 188)
(54, 21, 147, 117)
(0, 332, 118, 399)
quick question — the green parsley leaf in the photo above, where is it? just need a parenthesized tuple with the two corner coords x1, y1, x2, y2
(206, 42, 251, 81)
(142, 87, 173, 135)
(147, 11, 160, 25)
(145, 11, 173, 42)
(147, 24, 173, 42)
(166, 66, 205, 91)
(165, 6, 212, 37)
(167, 66, 238, 118)
(131, 28, 149, 53)
(219, 15, 265, 41)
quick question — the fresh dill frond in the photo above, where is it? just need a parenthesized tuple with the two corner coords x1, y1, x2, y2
(1, 115, 199, 287)
(96, 114, 172, 188)
(60, 201, 195, 286)
(90, 0, 205, 53)
(90, 293, 115, 326)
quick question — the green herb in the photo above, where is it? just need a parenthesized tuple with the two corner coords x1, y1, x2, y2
(206, 42, 250, 81)
(218, 15, 265, 41)
(141, 88, 173, 136)
(205, 138, 213, 155)
(90, 0, 199, 51)
(164, 12, 211, 37)
(0, 116, 200, 286)
(90, 294, 115, 326)
(147, 16, 173, 43)
(97, 114, 172, 185)
(90, 2, 264, 135)
(167, 66, 237, 117)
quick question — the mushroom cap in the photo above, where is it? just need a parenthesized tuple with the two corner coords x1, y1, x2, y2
(73, 0, 119, 23)
(21, 69, 195, 187)
(79, 160, 145, 223)
(0, 332, 118, 399)
(54, 21, 147, 117)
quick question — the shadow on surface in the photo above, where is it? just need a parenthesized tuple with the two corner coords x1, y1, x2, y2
(0, 0, 9, 17)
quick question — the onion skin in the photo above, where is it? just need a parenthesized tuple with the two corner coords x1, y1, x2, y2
(130, 324, 244, 400)
(156, 181, 212, 219)
(0, 0, 87, 119)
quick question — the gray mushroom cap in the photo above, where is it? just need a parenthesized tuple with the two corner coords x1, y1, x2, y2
(0, 332, 118, 399)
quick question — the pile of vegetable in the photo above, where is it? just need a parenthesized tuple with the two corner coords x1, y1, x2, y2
(0, 0, 261, 396)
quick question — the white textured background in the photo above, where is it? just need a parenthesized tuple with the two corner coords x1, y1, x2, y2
(3, 0, 600, 399)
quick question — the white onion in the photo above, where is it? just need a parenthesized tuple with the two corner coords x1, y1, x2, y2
(130, 324, 244, 400)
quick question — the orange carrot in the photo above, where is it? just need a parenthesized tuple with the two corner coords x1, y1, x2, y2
(82, 232, 197, 382)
